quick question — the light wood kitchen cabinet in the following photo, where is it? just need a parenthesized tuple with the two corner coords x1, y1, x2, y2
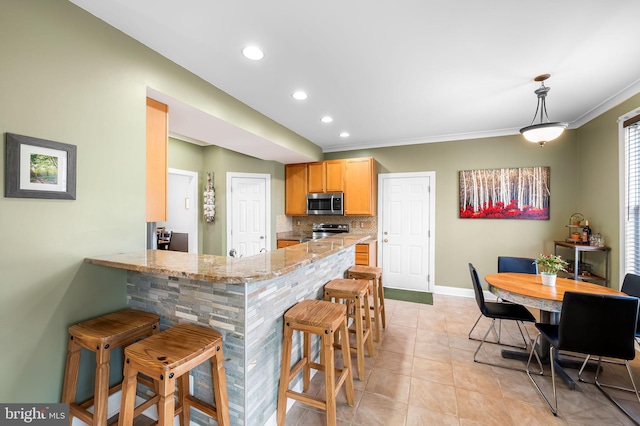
(146, 97, 168, 222)
(285, 163, 308, 215)
(277, 239, 300, 249)
(344, 157, 377, 216)
(307, 159, 344, 193)
(355, 241, 377, 266)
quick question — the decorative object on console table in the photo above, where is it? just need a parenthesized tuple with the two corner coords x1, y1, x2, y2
(5, 133, 77, 200)
(566, 212, 586, 243)
(554, 240, 611, 286)
(204, 172, 215, 223)
(581, 220, 592, 243)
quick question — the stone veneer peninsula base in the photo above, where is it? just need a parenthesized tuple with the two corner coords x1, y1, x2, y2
(85, 235, 369, 425)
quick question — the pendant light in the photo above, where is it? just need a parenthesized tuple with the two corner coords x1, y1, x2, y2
(519, 74, 567, 147)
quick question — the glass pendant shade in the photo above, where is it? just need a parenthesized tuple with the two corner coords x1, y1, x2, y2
(520, 122, 567, 144)
(520, 74, 567, 146)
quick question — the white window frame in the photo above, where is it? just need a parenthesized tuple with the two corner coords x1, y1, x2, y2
(619, 106, 640, 281)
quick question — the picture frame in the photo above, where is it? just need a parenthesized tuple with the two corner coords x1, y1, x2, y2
(5, 133, 77, 200)
(459, 166, 550, 220)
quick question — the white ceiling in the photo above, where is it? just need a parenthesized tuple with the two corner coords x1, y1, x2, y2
(71, 0, 640, 159)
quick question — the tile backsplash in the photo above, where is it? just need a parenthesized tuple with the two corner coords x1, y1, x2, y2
(289, 215, 377, 235)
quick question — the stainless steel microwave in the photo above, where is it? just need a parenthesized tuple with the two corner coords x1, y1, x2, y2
(306, 192, 344, 215)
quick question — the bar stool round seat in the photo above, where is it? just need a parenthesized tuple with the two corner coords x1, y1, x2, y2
(118, 323, 230, 426)
(61, 309, 160, 426)
(277, 299, 355, 426)
(347, 265, 386, 342)
(324, 278, 375, 380)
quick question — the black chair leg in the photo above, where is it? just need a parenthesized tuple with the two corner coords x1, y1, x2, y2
(475, 319, 542, 372)
(526, 334, 557, 415)
(579, 356, 640, 425)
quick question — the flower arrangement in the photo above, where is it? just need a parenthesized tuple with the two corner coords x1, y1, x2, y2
(534, 254, 568, 275)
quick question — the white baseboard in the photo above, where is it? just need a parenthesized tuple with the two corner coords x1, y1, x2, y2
(433, 285, 497, 301)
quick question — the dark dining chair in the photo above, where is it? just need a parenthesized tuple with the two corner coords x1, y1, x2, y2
(497, 256, 538, 274)
(468, 263, 542, 371)
(526, 291, 640, 420)
(622, 273, 640, 343)
(168, 232, 189, 252)
(468, 256, 537, 342)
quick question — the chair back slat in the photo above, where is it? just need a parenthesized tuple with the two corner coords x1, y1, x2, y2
(558, 292, 639, 360)
(468, 263, 487, 315)
(622, 273, 640, 335)
(498, 256, 537, 274)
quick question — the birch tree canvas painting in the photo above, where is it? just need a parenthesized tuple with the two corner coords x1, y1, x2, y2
(459, 166, 550, 219)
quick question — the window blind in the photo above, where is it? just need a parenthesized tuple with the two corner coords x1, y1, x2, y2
(625, 114, 640, 274)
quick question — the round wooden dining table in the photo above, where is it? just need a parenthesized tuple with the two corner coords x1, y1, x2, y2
(484, 272, 626, 389)
(485, 272, 624, 323)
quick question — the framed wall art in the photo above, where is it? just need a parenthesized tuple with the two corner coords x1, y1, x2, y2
(459, 166, 549, 219)
(5, 133, 77, 200)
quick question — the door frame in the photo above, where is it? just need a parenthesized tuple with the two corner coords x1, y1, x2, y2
(165, 168, 199, 253)
(226, 172, 271, 256)
(377, 171, 436, 292)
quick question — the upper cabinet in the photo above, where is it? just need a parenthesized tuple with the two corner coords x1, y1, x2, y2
(345, 157, 377, 216)
(285, 157, 376, 216)
(146, 97, 168, 222)
(307, 159, 345, 193)
(285, 163, 308, 215)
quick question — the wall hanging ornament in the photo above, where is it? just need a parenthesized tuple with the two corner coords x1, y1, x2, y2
(204, 172, 215, 223)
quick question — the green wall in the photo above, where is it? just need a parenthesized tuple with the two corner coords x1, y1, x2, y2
(201, 146, 285, 255)
(577, 92, 640, 288)
(2, 0, 639, 405)
(0, 0, 314, 402)
(326, 132, 580, 290)
(326, 93, 640, 291)
(168, 138, 285, 255)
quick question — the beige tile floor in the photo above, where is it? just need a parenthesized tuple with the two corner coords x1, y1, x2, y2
(281, 293, 640, 425)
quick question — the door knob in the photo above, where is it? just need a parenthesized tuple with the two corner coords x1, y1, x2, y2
(383, 231, 388, 235)
(384, 239, 388, 243)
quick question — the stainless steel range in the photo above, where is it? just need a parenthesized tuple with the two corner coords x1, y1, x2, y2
(301, 223, 350, 242)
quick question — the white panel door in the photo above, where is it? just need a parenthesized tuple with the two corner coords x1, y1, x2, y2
(379, 173, 434, 292)
(228, 173, 270, 257)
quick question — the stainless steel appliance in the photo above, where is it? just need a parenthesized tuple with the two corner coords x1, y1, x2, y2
(300, 223, 350, 242)
(299, 223, 350, 242)
(306, 192, 344, 215)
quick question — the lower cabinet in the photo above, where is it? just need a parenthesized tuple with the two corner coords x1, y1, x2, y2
(277, 239, 299, 249)
(355, 241, 377, 266)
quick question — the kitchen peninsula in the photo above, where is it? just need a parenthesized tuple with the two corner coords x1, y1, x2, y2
(85, 233, 372, 426)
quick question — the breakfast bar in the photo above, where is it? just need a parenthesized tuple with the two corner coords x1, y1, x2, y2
(85, 234, 371, 426)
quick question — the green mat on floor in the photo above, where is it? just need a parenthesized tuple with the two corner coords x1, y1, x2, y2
(384, 288, 433, 305)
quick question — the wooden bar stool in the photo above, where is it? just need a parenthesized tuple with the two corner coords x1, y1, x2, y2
(324, 278, 374, 380)
(118, 323, 230, 426)
(347, 265, 386, 342)
(61, 309, 160, 426)
(277, 299, 355, 426)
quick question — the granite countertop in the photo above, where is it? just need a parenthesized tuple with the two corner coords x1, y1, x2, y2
(276, 231, 377, 243)
(85, 233, 372, 284)
(276, 231, 312, 241)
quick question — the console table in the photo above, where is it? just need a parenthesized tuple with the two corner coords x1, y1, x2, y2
(553, 240, 610, 287)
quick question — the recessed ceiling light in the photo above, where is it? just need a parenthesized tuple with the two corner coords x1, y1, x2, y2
(242, 46, 264, 61)
(340, 132, 350, 138)
(321, 116, 333, 123)
(292, 91, 308, 100)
